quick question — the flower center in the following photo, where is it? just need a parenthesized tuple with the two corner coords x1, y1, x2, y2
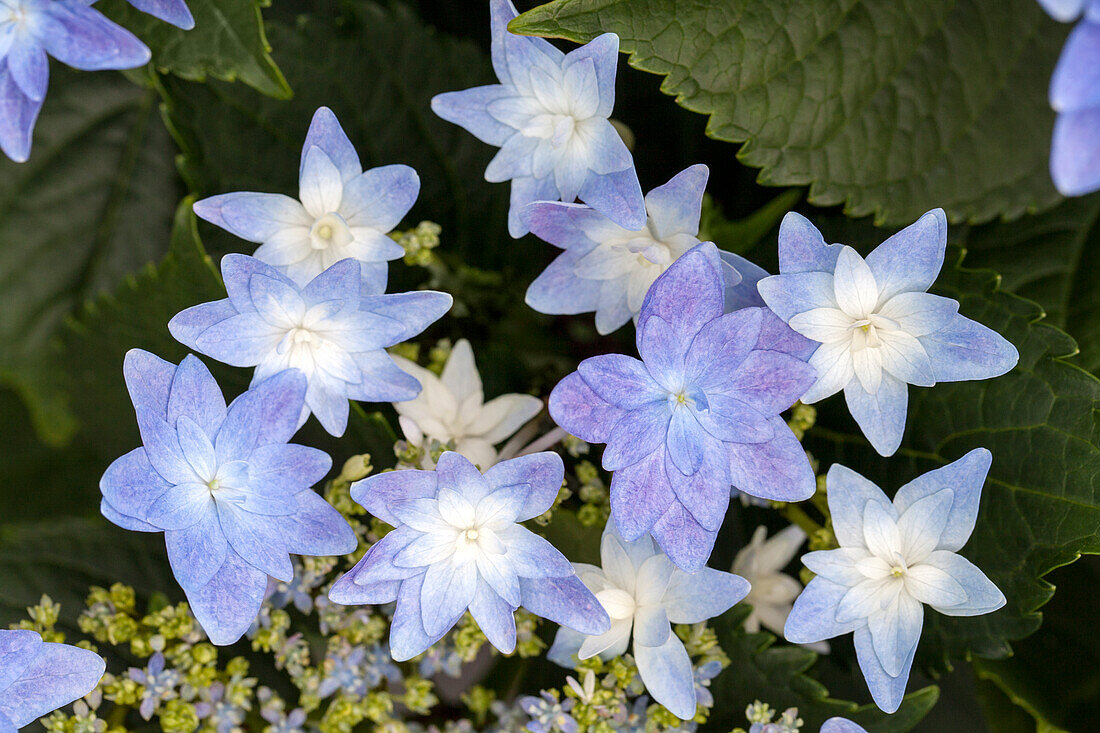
(463, 528, 480, 542)
(309, 213, 352, 251)
(206, 478, 221, 494)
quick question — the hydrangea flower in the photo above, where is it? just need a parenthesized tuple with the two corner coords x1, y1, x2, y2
(99, 350, 357, 645)
(550, 242, 818, 570)
(0, 0, 151, 162)
(523, 164, 768, 333)
(431, 0, 645, 238)
(0, 629, 105, 730)
(329, 451, 610, 660)
(518, 691, 578, 733)
(756, 210, 1018, 457)
(1040, 0, 1100, 195)
(193, 106, 416, 289)
(732, 525, 826, 653)
(168, 256, 452, 436)
(129, 652, 181, 720)
(392, 338, 543, 468)
(547, 520, 749, 720)
(125, 0, 194, 28)
(784, 448, 1006, 712)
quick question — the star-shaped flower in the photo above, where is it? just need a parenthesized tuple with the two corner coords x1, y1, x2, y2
(1040, 0, 1100, 195)
(168, 255, 452, 436)
(547, 520, 749, 720)
(0, 0, 151, 162)
(125, 0, 194, 28)
(392, 338, 543, 468)
(193, 106, 416, 289)
(550, 242, 818, 571)
(732, 525, 826, 653)
(329, 451, 610, 661)
(756, 210, 1018, 456)
(431, 0, 645, 238)
(0, 629, 105, 731)
(523, 164, 768, 334)
(784, 448, 1005, 713)
(100, 350, 357, 645)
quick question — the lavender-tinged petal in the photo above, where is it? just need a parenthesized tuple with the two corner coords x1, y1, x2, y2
(246, 443, 330, 495)
(7, 38, 47, 102)
(167, 355, 226, 438)
(603, 404, 669, 471)
(0, 62, 43, 162)
(469, 579, 518, 654)
(99, 448, 171, 523)
(300, 107, 361, 183)
(125, 0, 195, 29)
(609, 451, 676, 541)
(721, 350, 817, 414)
(727, 417, 815, 502)
(498, 525, 575, 579)
(216, 370, 308, 461)
(185, 550, 267, 646)
(577, 354, 662, 410)
(821, 719, 870, 733)
(519, 574, 610, 635)
(755, 307, 818, 360)
(1051, 20, 1100, 112)
(756, 271, 838, 322)
(165, 510, 228, 591)
(390, 573, 449, 661)
(663, 432, 730, 531)
(431, 85, 514, 147)
(1051, 105, 1100, 197)
(650, 502, 718, 572)
(920, 551, 1006, 616)
(133, 408, 195, 485)
(685, 308, 763, 390)
(483, 452, 565, 521)
(420, 560, 477, 638)
(921, 313, 1020, 382)
(217, 505, 293, 582)
(563, 32, 619, 118)
(281, 489, 357, 557)
(719, 250, 769, 311)
(638, 243, 725, 347)
(100, 499, 161, 532)
(0, 641, 104, 728)
(525, 249, 604, 316)
(506, 174, 560, 238)
(549, 372, 626, 444)
(489, 0, 564, 88)
(193, 193, 308, 243)
(577, 164, 647, 231)
(352, 469, 438, 525)
(122, 349, 176, 416)
(38, 3, 150, 70)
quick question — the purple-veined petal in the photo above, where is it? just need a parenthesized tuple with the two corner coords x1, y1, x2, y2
(0, 638, 104, 728)
(562, 32, 619, 118)
(609, 451, 676, 541)
(650, 501, 718, 572)
(519, 574, 610, 635)
(352, 469, 438, 526)
(637, 243, 724, 348)
(577, 354, 662, 410)
(165, 510, 228, 591)
(603, 403, 669, 472)
(921, 313, 1019, 382)
(727, 416, 815, 502)
(185, 549, 267, 646)
(469, 578, 518, 653)
(549, 372, 626, 444)
(482, 452, 564, 521)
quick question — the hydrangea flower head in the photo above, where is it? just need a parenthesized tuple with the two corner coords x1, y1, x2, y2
(784, 448, 1006, 712)
(0, 629, 105, 730)
(431, 0, 645, 238)
(329, 451, 611, 660)
(169, 255, 452, 436)
(392, 338, 542, 468)
(126, 0, 194, 28)
(547, 520, 749, 720)
(193, 106, 417, 288)
(550, 242, 818, 571)
(0, 0, 151, 162)
(100, 350, 357, 645)
(1041, 0, 1100, 195)
(757, 210, 1018, 456)
(523, 164, 769, 333)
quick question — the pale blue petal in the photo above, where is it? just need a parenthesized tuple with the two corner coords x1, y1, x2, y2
(644, 165, 707, 240)
(38, 3, 150, 70)
(216, 370, 307, 461)
(7, 37, 47, 101)
(499, 525, 575, 578)
(0, 61, 43, 162)
(166, 355, 226, 437)
(663, 567, 750, 624)
(777, 212, 842, 273)
(563, 32, 619, 118)
(360, 290, 452, 341)
(577, 354, 662, 410)
(633, 633, 697, 720)
(486, 133, 536, 182)
(507, 174, 560, 237)
(825, 465, 896, 547)
(217, 504, 293, 581)
(638, 242, 727, 349)
(603, 404, 669, 471)
(469, 579, 518, 654)
(922, 551, 1006, 616)
(165, 510, 227, 591)
(122, 349, 175, 416)
(390, 573, 447, 661)
(920, 313, 1019, 382)
(304, 376, 351, 437)
(0, 640, 104, 727)
(341, 164, 420, 232)
(868, 594, 923, 678)
(664, 430, 730, 530)
(489, 0, 564, 88)
(893, 447, 991, 552)
(879, 291, 959, 336)
(525, 249, 604, 316)
(1037, 0, 1088, 21)
(821, 718, 869, 733)
(125, 0, 195, 29)
(101, 499, 160, 532)
(684, 307, 763, 391)
(864, 209, 947, 301)
(721, 350, 817, 414)
(546, 626, 586, 668)
(638, 314, 685, 391)
(650, 501, 718, 572)
(145, 483, 212, 530)
(436, 451, 489, 500)
(727, 416, 815, 502)
(133, 407, 195, 485)
(666, 408, 705, 475)
(420, 560, 477, 638)
(549, 372, 626, 444)
(0, 630, 41, 692)
(843, 373, 909, 457)
(695, 393, 774, 444)
(299, 257, 360, 307)
(1051, 106, 1100, 196)
(352, 469, 438, 526)
(247, 443, 331, 495)
(167, 299, 238, 353)
(185, 549, 267, 646)
(634, 604, 671, 647)
(99, 447, 171, 524)
(218, 254, 287, 312)
(719, 250, 769, 311)
(755, 306, 818, 360)
(1051, 20, 1100, 112)
(784, 577, 860, 644)
(518, 574, 610, 635)
(191, 312, 279, 367)
(335, 526, 422, 587)
(483, 452, 565, 521)
(300, 107, 361, 183)
(281, 489, 357, 556)
(328, 569, 400, 606)
(802, 548, 867, 586)
(192, 193, 307, 243)
(609, 450, 676, 541)
(431, 85, 514, 146)
(853, 624, 914, 714)
(345, 350, 422, 402)
(578, 164, 647, 231)
(756, 271, 837, 321)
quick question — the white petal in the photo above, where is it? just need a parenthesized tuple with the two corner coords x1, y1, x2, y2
(437, 488, 477, 528)
(877, 330, 935, 387)
(867, 592, 923, 678)
(896, 489, 954, 563)
(600, 532, 638, 595)
(578, 616, 632, 659)
(863, 501, 902, 561)
(802, 341, 855, 403)
(299, 146, 344, 218)
(633, 554, 674, 607)
(789, 307, 854, 344)
(851, 344, 883, 393)
(903, 562, 967, 607)
(441, 339, 483, 405)
(833, 246, 880, 318)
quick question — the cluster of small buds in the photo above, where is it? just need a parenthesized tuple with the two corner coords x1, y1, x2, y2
(572, 459, 610, 528)
(734, 701, 804, 733)
(391, 221, 444, 267)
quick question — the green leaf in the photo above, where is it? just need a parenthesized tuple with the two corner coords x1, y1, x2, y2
(960, 193, 1100, 373)
(0, 68, 179, 445)
(511, 0, 1067, 226)
(0, 518, 177, 636)
(705, 606, 938, 732)
(805, 250, 1100, 662)
(161, 1, 511, 268)
(96, 0, 291, 99)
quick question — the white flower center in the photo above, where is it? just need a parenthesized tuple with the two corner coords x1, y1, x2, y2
(309, 212, 353, 251)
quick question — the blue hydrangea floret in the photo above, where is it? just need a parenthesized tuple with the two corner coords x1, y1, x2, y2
(0, 629, 105, 730)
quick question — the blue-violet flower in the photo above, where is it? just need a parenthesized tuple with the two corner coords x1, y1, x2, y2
(0, 629, 105, 731)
